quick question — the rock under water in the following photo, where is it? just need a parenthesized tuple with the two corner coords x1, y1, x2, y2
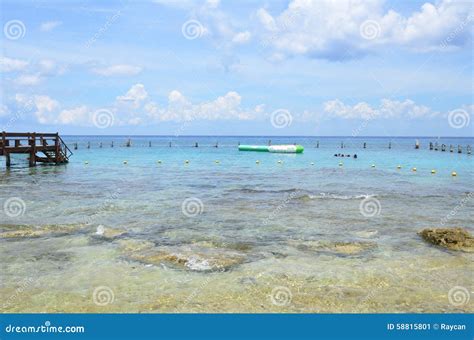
(418, 227, 474, 252)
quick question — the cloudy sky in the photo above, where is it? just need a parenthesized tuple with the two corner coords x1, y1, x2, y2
(1, 0, 473, 136)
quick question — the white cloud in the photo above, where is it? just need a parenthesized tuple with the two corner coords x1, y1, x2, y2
(116, 83, 148, 109)
(32, 95, 60, 124)
(57, 106, 90, 125)
(0, 104, 10, 117)
(0, 57, 29, 72)
(256, 0, 474, 60)
(40, 21, 62, 32)
(323, 98, 439, 120)
(232, 31, 251, 44)
(92, 64, 142, 76)
(144, 90, 252, 121)
(14, 74, 42, 86)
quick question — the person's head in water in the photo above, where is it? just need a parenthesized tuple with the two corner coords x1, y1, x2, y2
(353, 154, 357, 159)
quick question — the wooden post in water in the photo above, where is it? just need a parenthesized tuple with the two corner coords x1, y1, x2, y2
(74, 142, 78, 150)
(29, 132, 36, 167)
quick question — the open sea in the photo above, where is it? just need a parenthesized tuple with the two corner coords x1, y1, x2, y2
(1, 136, 473, 313)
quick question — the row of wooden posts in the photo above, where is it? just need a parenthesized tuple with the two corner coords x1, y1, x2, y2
(71, 138, 472, 154)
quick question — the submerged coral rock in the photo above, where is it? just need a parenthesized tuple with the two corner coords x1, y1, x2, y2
(120, 240, 247, 272)
(289, 240, 377, 256)
(0, 224, 85, 239)
(94, 225, 127, 240)
(419, 228, 474, 252)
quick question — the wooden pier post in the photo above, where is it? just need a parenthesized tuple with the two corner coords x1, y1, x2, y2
(29, 132, 36, 167)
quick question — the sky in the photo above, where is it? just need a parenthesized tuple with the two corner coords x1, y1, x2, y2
(1, 0, 473, 136)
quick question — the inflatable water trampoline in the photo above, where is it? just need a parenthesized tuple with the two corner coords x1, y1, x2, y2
(238, 145, 304, 153)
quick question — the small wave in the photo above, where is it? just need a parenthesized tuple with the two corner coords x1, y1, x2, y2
(231, 187, 305, 194)
(296, 193, 377, 201)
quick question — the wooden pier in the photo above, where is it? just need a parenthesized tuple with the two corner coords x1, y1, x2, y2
(0, 132, 72, 167)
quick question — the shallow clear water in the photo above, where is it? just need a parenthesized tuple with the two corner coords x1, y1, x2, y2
(1, 136, 473, 312)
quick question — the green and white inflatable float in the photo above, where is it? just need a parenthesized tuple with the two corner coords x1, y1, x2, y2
(238, 145, 304, 153)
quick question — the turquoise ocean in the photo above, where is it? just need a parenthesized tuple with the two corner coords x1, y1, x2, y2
(1, 136, 473, 312)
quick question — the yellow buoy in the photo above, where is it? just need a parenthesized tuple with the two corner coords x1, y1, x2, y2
(412, 167, 417, 172)
(397, 165, 401, 169)
(431, 169, 436, 174)
(451, 171, 457, 177)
